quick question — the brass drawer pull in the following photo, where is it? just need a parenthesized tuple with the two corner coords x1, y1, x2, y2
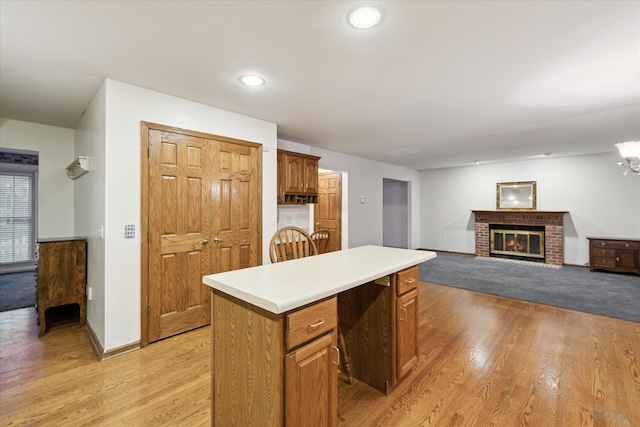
(399, 307, 407, 321)
(404, 278, 416, 284)
(308, 319, 325, 329)
(332, 346, 340, 366)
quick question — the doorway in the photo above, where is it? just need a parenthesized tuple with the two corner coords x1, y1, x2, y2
(140, 122, 262, 345)
(382, 178, 409, 249)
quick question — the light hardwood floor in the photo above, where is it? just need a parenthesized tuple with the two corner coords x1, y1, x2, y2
(1, 282, 639, 426)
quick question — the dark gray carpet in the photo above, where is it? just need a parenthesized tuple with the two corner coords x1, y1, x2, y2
(419, 252, 640, 324)
(0, 271, 37, 312)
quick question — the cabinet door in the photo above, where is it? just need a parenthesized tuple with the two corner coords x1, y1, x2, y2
(396, 289, 418, 380)
(285, 332, 338, 427)
(304, 158, 319, 193)
(285, 154, 305, 193)
(617, 249, 640, 269)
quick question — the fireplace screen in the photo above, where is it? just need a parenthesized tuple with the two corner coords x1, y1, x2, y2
(490, 229, 544, 259)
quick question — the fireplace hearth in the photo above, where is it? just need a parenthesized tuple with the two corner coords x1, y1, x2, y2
(472, 210, 567, 266)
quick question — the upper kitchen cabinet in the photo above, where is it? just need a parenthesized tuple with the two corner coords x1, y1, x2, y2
(278, 149, 320, 204)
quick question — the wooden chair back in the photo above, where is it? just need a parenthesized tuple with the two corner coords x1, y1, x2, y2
(269, 226, 318, 263)
(311, 229, 331, 254)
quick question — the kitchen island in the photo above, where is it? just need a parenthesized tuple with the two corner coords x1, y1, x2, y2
(203, 245, 436, 426)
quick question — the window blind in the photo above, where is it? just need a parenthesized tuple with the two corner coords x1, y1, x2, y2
(0, 173, 34, 264)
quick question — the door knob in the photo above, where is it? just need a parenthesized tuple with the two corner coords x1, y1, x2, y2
(202, 238, 209, 245)
(213, 237, 223, 244)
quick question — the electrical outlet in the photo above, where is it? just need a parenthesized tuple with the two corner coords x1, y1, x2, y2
(87, 286, 93, 301)
(125, 224, 136, 239)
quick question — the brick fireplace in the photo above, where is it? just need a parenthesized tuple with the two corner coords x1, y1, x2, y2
(472, 210, 567, 266)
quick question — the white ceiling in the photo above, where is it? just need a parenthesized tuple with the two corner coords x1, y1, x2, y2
(1, 1, 638, 170)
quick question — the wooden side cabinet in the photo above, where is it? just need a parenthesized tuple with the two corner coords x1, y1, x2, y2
(36, 238, 87, 336)
(588, 237, 640, 276)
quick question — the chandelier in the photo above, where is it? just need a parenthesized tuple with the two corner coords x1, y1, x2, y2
(615, 141, 640, 175)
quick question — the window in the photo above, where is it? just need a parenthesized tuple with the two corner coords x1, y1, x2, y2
(0, 153, 38, 266)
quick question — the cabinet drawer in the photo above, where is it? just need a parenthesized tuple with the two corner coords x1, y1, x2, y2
(592, 248, 615, 257)
(396, 265, 419, 296)
(592, 240, 640, 250)
(286, 297, 337, 350)
(593, 257, 616, 268)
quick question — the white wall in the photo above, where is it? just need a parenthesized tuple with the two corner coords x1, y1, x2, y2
(420, 152, 640, 265)
(0, 118, 75, 239)
(278, 139, 422, 249)
(277, 204, 312, 232)
(74, 82, 107, 343)
(96, 79, 277, 351)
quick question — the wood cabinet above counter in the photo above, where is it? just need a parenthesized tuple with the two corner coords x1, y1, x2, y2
(277, 149, 320, 204)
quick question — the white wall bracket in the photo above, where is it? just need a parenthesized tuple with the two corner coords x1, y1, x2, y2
(66, 156, 90, 180)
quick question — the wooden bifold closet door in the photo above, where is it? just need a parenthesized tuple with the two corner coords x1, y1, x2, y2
(142, 122, 261, 344)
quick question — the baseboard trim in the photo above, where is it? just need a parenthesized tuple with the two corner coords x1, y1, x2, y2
(85, 320, 140, 361)
(102, 341, 141, 361)
(85, 320, 104, 360)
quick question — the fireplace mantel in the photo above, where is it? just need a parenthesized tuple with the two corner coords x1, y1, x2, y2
(472, 210, 568, 265)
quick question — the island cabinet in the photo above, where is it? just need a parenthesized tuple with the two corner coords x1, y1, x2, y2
(212, 292, 338, 426)
(338, 265, 420, 395)
(277, 149, 320, 204)
(203, 245, 437, 426)
(588, 237, 640, 276)
(285, 298, 338, 426)
(395, 267, 420, 380)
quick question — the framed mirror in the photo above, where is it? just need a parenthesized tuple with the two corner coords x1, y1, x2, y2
(496, 181, 536, 210)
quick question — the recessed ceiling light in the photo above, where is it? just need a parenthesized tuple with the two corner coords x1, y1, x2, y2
(239, 75, 265, 86)
(348, 6, 381, 29)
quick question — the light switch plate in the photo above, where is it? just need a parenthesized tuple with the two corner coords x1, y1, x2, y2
(125, 224, 136, 239)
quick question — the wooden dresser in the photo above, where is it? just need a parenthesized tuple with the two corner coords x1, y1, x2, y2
(587, 237, 640, 276)
(36, 237, 87, 336)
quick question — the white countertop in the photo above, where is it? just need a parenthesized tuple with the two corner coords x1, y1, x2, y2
(203, 245, 437, 314)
